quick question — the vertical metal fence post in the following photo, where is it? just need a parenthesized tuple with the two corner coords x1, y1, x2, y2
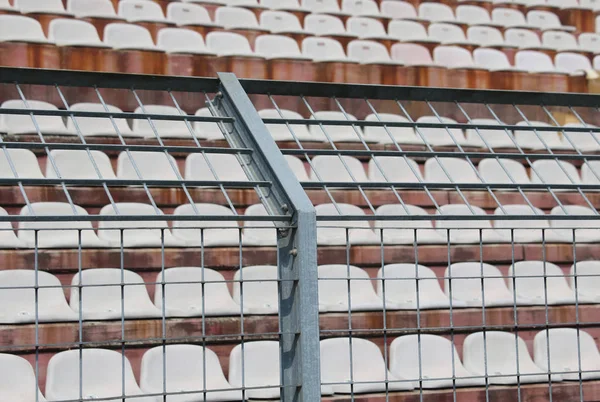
(216, 73, 321, 402)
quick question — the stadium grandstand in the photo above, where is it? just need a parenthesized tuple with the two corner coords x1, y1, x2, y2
(4, 0, 600, 401)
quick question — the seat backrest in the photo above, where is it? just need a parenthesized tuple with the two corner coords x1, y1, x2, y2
(530, 159, 581, 184)
(104, 23, 155, 49)
(258, 108, 312, 140)
(456, 5, 491, 23)
(255, 34, 303, 58)
(543, 30, 578, 51)
(215, 6, 259, 28)
(473, 47, 512, 70)
(97, 203, 170, 244)
(391, 43, 433, 65)
(18, 202, 95, 236)
(429, 23, 467, 43)
(157, 27, 208, 53)
(426, 157, 480, 183)
(304, 13, 346, 35)
(578, 33, 600, 52)
(505, 28, 542, 48)
(555, 52, 592, 74)
(550, 205, 598, 229)
(232, 265, 278, 309)
(582, 160, 600, 184)
(15, 0, 65, 12)
(302, 0, 341, 12)
(342, 0, 380, 15)
(509, 260, 571, 298)
(0, 15, 47, 42)
(364, 113, 417, 143)
(478, 158, 531, 184)
(418, 2, 454, 21)
(581, 0, 600, 7)
(132, 104, 192, 137)
(374, 204, 435, 230)
(493, 204, 550, 230)
(416, 116, 466, 145)
(446, 262, 510, 300)
(225, 0, 259, 5)
(320, 337, 390, 382)
(167, 2, 212, 24)
(119, 0, 165, 20)
(117, 151, 180, 180)
(514, 120, 563, 148)
(171, 203, 239, 241)
(534, 328, 600, 373)
(260, 10, 303, 32)
(346, 16, 387, 37)
(315, 203, 372, 229)
(570, 260, 600, 295)
(47, 150, 116, 180)
(433, 45, 474, 68)
(0, 354, 44, 401)
(261, 0, 301, 8)
(436, 204, 492, 230)
(377, 263, 443, 297)
(388, 19, 429, 41)
(205, 31, 254, 56)
(369, 156, 422, 182)
(0, 148, 43, 179)
(347, 40, 391, 63)
(318, 264, 379, 307)
(465, 117, 515, 146)
(49, 19, 102, 46)
(492, 8, 527, 26)
(515, 50, 556, 72)
(229, 341, 281, 390)
(185, 153, 249, 181)
(1, 99, 68, 134)
(463, 331, 532, 374)
(468, 26, 504, 47)
(68, 102, 133, 136)
(548, 0, 579, 6)
(380, 0, 417, 19)
(309, 110, 361, 140)
(310, 155, 368, 182)
(67, 0, 117, 17)
(527, 10, 562, 29)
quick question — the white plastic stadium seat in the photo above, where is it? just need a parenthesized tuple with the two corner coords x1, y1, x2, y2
(0, 15, 49, 43)
(302, 37, 349, 62)
(388, 20, 431, 42)
(346, 17, 390, 39)
(259, 109, 314, 141)
(117, 151, 181, 181)
(260, 10, 305, 34)
(304, 14, 349, 36)
(302, 0, 341, 13)
(534, 328, 600, 381)
(318, 264, 384, 312)
(154, 267, 241, 317)
(285, 155, 309, 181)
(569, 260, 600, 303)
(171, 203, 240, 247)
(390, 335, 485, 388)
(242, 203, 277, 247)
(255, 34, 308, 59)
(347, 40, 393, 64)
(18, 202, 108, 248)
(70, 268, 160, 320)
(141, 344, 242, 401)
(530, 160, 581, 186)
(542, 31, 579, 51)
(380, 1, 418, 20)
(104, 23, 158, 50)
(445, 262, 516, 307)
(48, 19, 104, 46)
(316, 203, 380, 245)
(377, 263, 451, 309)
(261, 0, 302, 10)
(493, 205, 557, 243)
(67, 0, 118, 18)
(418, 2, 454, 21)
(309, 111, 364, 142)
(1, 100, 73, 135)
(478, 158, 531, 185)
(555, 52, 593, 74)
(167, 2, 214, 25)
(415, 116, 469, 146)
(560, 123, 600, 152)
(0, 148, 43, 179)
(46, 150, 116, 180)
(45, 349, 155, 402)
(206, 31, 257, 56)
(309, 155, 368, 182)
(509, 261, 576, 305)
(0, 354, 47, 401)
(97, 203, 182, 247)
(321, 337, 413, 393)
(550, 205, 600, 243)
(505, 28, 543, 48)
(492, 8, 528, 27)
(0, 270, 77, 324)
(468, 26, 506, 47)
(434, 45, 476, 68)
(132, 105, 194, 138)
(515, 51, 558, 73)
(119, 0, 166, 22)
(429, 24, 471, 46)
(583, 160, 600, 185)
(463, 331, 562, 384)
(424, 157, 481, 183)
(14, 0, 69, 14)
(477, 48, 516, 72)
(0, 207, 24, 249)
(185, 153, 249, 182)
(363, 113, 421, 144)
(465, 118, 517, 148)
(215, 6, 261, 30)
(233, 265, 278, 314)
(191, 107, 225, 138)
(514, 121, 571, 149)
(579, 33, 600, 52)
(374, 204, 447, 245)
(368, 156, 423, 183)
(342, 0, 380, 16)
(456, 5, 492, 25)
(68, 103, 137, 137)
(158, 28, 212, 54)
(435, 204, 505, 244)
(391, 43, 435, 65)
(527, 10, 566, 31)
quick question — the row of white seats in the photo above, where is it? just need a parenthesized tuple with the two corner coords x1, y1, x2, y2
(4, 328, 600, 401)
(487, 0, 599, 9)
(2, 259, 599, 323)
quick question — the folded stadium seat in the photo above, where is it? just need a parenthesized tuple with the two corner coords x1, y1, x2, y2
(284, 155, 309, 181)
(550, 205, 600, 243)
(425, 157, 480, 184)
(0, 270, 78, 324)
(118, 0, 175, 41)
(103, 23, 166, 75)
(193, 107, 225, 140)
(157, 28, 218, 77)
(97, 203, 183, 247)
(132, 105, 196, 138)
(534, 328, 600, 381)
(509, 261, 576, 305)
(0, 15, 60, 69)
(504, 27, 546, 50)
(166, 2, 220, 40)
(435, 204, 506, 244)
(315, 203, 380, 245)
(318, 264, 385, 312)
(464, 118, 517, 148)
(347, 40, 407, 85)
(530, 159, 582, 189)
(46, 349, 156, 402)
(214, 6, 269, 47)
(302, 0, 348, 18)
(578, 33, 600, 52)
(1, 100, 74, 135)
(415, 116, 471, 147)
(171, 203, 241, 247)
(570, 261, 600, 303)
(418, 2, 456, 22)
(445, 262, 517, 307)
(467, 26, 507, 48)
(346, 17, 395, 51)
(18, 202, 108, 248)
(527, 10, 575, 31)
(388, 19, 434, 44)
(478, 158, 532, 186)
(428, 23, 477, 47)
(456, 5, 498, 27)
(309, 155, 369, 183)
(259, 10, 308, 47)
(377, 263, 452, 309)
(493, 204, 562, 243)
(66, 0, 124, 42)
(554, 52, 593, 92)
(46, 150, 116, 180)
(390, 335, 485, 389)
(67, 103, 138, 137)
(254, 34, 318, 82)
(0, 148, 44, 179)
(390, 43, 448, 87)
(185, 152, 249, 181)
(13, 0, 73, 38)
(154, 267, 241, 316)
(374, 204, 448, 245)
(242, 203, 277, 246)
(320, 337, 414, 393)
(342, 0, 381, 18)
(141, 345, 242, 401)
(308, 111, 367, 142)
(0, 354, 47, 401)
(303, 14, 358, 51)
(380, 0, 420, 21)
(368, 156, 423, 183)
(117, 151, 181, 181)
(205, 31, 268, 79)
(232, 265, 278, 314)
(514, 121, 573, 150)
(463, 331, 562, 384)
(492, 8, 531, 28)
(70, 268, 162, 320)
(542, 30, 580, 51)
(363, 113, 423, 144)
(48, 18, 119, 72)
(433, 45, 491, 89)
(258, 109, 315, 141)
(302, 37, 365, 83)
(582, 160, 600, 188)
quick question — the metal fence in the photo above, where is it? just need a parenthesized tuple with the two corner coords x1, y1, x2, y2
(1, 67, 600, 402)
